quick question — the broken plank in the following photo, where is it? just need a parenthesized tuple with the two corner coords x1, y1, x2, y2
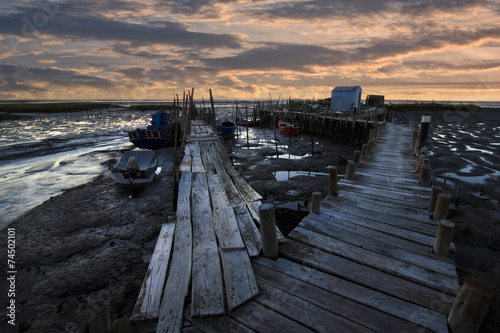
(219, 248, 259, 311)
(233, 205, 262, 257)
(132, 222, 176, 321)
(207, 173, 245, 250)
(157, 172, 193, 333)
(191, 173, 224, 317)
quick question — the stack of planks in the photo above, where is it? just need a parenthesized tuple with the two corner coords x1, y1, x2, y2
(131, 121, 283, 331)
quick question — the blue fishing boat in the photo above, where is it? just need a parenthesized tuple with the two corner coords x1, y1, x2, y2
(128, 111, 173, 149)
(217, 121, 236, 138)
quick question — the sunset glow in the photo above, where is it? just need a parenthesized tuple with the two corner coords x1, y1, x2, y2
(1, 0, 499, 101)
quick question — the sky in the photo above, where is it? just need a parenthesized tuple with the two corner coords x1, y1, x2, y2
(0, 0, 499, 101)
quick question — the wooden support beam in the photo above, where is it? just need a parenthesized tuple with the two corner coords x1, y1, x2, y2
(258, 203, 279, 260)
(433, 193, 451, 220)
(433, 220, 455, 257)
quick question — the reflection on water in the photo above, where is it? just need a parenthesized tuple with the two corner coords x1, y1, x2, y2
(273, 170, 328, 181)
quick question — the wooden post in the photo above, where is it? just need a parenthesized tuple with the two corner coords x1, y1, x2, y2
(368, 139, 375, 154)
(410, 129, 418, 149)
(327, 166, 338, 196)
(448, 279, 493, 333)
(416, 114, 431, 152)
(345, 160, 357, 180)
(416, 153, 426, 173)
(361, 143, 369, 161)
(428, 186, 443, 212)
(433, 193, 451, 220)
(258, 203, 279, 260)
(419, 165, 432, 187)
(311, 192, 321, 214)
(353, 150, 361, 164)
(86, 290, 111, 333)
(433, 220, 455, 256)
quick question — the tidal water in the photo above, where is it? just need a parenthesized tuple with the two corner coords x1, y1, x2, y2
(0, 102, 248, 230)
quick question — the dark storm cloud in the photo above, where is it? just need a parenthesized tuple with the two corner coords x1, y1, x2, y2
(0, 5, 241, 49)
(248, 0, 488, 20)
(378, 59, 500, 74)
(204, 43, 347, 71)
(352, 27, 500, 61)
(0, 63, 114, 89)
(157, 0, 241, 16)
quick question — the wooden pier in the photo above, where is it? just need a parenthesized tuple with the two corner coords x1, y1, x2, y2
(131, 119, 462, 332)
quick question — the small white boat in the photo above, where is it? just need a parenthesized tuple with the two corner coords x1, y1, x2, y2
(111, 150, 158, 184)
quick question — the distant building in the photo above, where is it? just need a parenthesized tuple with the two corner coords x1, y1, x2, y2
(366, 95, 385, 107)
(330, 86, 362, 111)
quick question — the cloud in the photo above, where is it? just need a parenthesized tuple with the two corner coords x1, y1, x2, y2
(246, 0, 489, 21)
(0, 5, 241, 49)
(204, 43, 347, 71)
(0, 63, 115, 89)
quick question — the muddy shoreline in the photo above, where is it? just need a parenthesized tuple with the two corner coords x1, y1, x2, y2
(1, 109, 499, 332)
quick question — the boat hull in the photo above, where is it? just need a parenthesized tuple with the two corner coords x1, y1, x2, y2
(236, 120, 261, 128)
(278, 120, 301, 135)
(128, 129, 172, 149)
(217, 121, 236, 138)
(111, 149, 158, 184)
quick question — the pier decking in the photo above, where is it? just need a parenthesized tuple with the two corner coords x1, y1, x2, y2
(133, 120, 460, 332)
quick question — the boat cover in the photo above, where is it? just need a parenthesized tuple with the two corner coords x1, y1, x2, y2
(111, 149, 157, 172)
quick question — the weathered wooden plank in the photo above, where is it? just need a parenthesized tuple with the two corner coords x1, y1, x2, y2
(212, 142, 262, 203)
(132, 222, 176, 321)
(279, 239, 456, 314)
(207, 173, 245, 250)
(299, 216, 457, 275)
(343, 176, 431, 194)
(322, 197, 438, 236)
(219, 248, 259, 311)
(191, 174, 224, 317)
(189, 142, 205, 173)
(199, 141, 216, 174)
(246, 200, 285, 243)
(255, 280, 374, 332)
(339, 181, 430, 203)
(157, 172, 193, 333)
(289, 226, 460, 292)
(253, 257, 449, 332)
(227, 301, 313, 333)
(185, 308, 254, 333)
(253, 262, 436, 332)
(336, 192, 432, 221)
(180, 154, 193, 173)
(210, 147, 245, 207)
(233, 205, 262, 258)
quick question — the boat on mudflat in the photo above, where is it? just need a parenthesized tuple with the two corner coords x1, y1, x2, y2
(217, 121, 236, 138)
(128, 111, 173, 149)
(111, 149, 158, 184)
(236, 119, 261, 127)
(278, 120, 301, 135)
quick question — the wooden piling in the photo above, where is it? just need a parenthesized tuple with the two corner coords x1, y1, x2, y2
(353, 151, 361, 165)
(428, 186, 443, 212)
(410, 129, 418, 150)
(310, 192, 322, 214)
(419, 165, 432, 187)
(433, 193, 451, 220)
(258, 203, 279, 260)
(345, 160, 357, 180)
(361, 144, 369, 161)
(416, 115, 431, 152)
(448, 279, 493, 333)
(327, 166, 338, 196)
(86, 290, 111, 333)
(433, 220, 455, 256)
